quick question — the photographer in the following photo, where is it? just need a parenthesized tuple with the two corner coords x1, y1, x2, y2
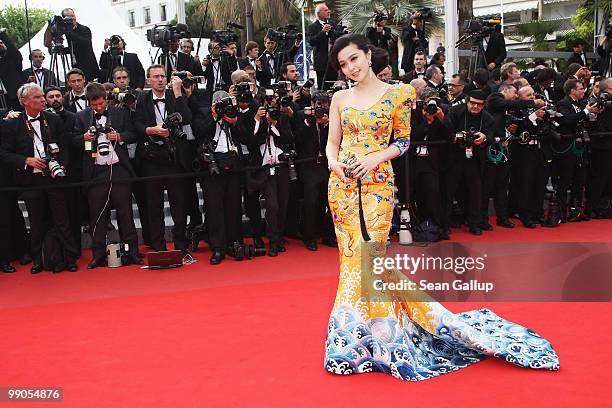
(247, 92, 294, 256)
(23, 49, 57, 90)
(293, 91, 336, 251)
(568, 38, 589, 67)
(99, 35, 145, 89)
(484, 84, 544, 229)
(424, 65, 447, 103)
(508, 86, 553, 227)
(134, 65, 192, 254)
(192, 91, 244, 265)
(443, 90, 495, 236)
(481, 25, 507, 71)
(594, 27, 611, 76)
(0, 30, 26, 110)
(238, 41, 269, 87)
(45, 8, 100, 82)
(73, 82, 141, 268)
(203, 41, 234, 93)
(531, 68, 558, 103)
(408, 88, 449, 237)
(0, 83, 79, 273)
(307, 3, 338, 89)
(401, 51, 427, 83)
(64, 68, 88, 113)
(447, 74, 467, 107)
(586, 77, 612, 218)
(180, 38, 205, 77)
(552, 78, 602, 222)
(400, 11, 429, 73)
(278, 62, 311, 110)
(366, 13, 392, 51)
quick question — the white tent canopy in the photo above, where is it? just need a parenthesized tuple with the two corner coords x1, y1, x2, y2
(3, 0, 153, 74)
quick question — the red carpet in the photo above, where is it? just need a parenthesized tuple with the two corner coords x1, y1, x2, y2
(1, 219, 611, 407)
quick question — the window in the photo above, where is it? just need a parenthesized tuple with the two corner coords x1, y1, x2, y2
(128, 10, 135, 27)
(144, 7, 151, 25)
(160, 4, 167, 21)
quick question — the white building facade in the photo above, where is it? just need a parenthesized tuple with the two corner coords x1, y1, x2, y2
(109, 0, 179, 41)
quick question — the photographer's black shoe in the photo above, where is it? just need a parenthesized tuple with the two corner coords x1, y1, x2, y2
(439, 228, 450, 240)
(52, 264, 65, 274)
(305, 241, 318, 251)
(1, 263, 16, 273)
(126, 254, 144, 265)
(469, 226, 482, 236)
(30, 264, 43, 274)
(496, 219, 515, 228)
(87, 257, 107, 269)
(210, 250, 224, 265)
(66, 262, 78, 272)
(521, 219, 536, 229)
(253, 237, 266, 250)
(268, 245, 278, 257)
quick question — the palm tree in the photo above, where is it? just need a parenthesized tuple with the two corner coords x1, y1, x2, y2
(510, 20, 561, 51)
(336, 0, 443, 75)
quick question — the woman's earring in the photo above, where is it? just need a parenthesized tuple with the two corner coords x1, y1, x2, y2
(368, 60, 372, 67)
(368, 60, 373, 78)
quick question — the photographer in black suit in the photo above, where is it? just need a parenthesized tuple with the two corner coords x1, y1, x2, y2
(366, 13, 392, 51)
(202, 41, 235, 93)
(99, 35, 145, 89)
(0, 30, 26, 110)
(74, 83, 142, 268)
(0, 83, 79, 273)
(52, 8, 100, 81)
(307, 3, 338, 89)
(482, 28, 507, 72)
(193, 91, 244, 265)
(23, 49, 57, 90)
(158, 35, 198, 80)
(400, 11, 429, 73)
(134, 65, 191, 254)
(294, 91, 336, 251)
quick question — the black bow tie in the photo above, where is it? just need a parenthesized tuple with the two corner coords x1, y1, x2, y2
(34, 68, 42, 73)
(29, 116, 41, 122)
(95, 112, 107, 120)
(154, 98, 166, 104)
(74, 95, 86, 101)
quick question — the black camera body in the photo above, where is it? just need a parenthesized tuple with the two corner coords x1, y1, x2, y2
(193, 142, 220, 175)
(211, 29, 239, 47)
(464, 17, 501, 38)
(44, 142, 65, 178)
(172, 71, 205, 88)
(214, 96, 238, 118)
(278, 149, 298, 182)
(49, 15, 73, 37)
(88, 123, 114, 157)
(110, 88, 137, 106)
(373, 12, 388, 23)
(147, 24, 189, 50)
(162, 112, 187, 140)
(236, 81, 253, 103)
(414, 99, 439, 115)
(589, 92, 612, 109)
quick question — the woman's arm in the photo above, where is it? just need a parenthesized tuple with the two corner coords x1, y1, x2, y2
(325, 91, 349, 180)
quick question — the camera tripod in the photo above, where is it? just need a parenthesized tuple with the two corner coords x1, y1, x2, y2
(48, 36, 72, 88)
(456, 32, 487, 79)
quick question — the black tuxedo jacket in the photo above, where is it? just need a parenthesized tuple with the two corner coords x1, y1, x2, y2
(238, 57, 271, 85)
(483, 32, 507, 69)
(134, 89, 193, 171)
(99, 51, 146, 89)
(293, 110, 328, 165)
(22, 67, 57, 89)
(203, 56, 235, 92)
(400, 25, 428, 72)
(158, 51, 201, 79)
(307, 21, 331, 72)
(0, 111, 69, 184)
(568, 52, 587, 67)
(65, 23, 100, 81)
(50, 109, 80, 179)
(485, 92, 535, 139)
(63, 92, 89, 114)
(73, 106, 136, 181)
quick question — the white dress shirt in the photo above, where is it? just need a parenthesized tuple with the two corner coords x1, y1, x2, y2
(27, 114, 45, 174)
(94, 113, 120, 166)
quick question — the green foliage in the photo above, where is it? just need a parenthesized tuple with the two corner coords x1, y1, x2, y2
(509, 20, 561, 51)
(0, 5, 52, 49)
(336, 0, 443, 39)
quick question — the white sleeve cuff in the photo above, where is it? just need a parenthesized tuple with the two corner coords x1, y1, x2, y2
(254, 118, 260, 135)
(270, 124, 280, 137)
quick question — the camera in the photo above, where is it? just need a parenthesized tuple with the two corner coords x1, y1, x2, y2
(109, 88, 137, 106)
(266, 24, 302, 52)
(274, 81, 293, 107)
(89, 123, 114, 156)
(414, 8, 433, 20)
(108, 35, 123, 57)
(172, 71, 205, 88)
(328, 20, 349, 43)
(414, 98, 439, 115)
(44, 143, 65, 178)
(193, 142, 220, 175)
(373, 11, 388, 23)
(211, 22, 242, 46)
(236, 81, 253, 103)
(147, 24, 189, 50)
(588, 92, 612, 109)
(304, 102, 329, 119)
(463, 17, 501, 37)
(214, 95, 238, 118)
(278, 149, 298, 182)
(49, 15, 73, 37)
(162, 112, 187, 140)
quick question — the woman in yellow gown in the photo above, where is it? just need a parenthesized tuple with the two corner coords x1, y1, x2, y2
(324, 34, 559, 381)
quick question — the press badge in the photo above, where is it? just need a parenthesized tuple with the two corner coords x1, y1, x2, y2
(465, 146, 473, 159)
(269, 166, 276, 176)
(416, 146, 429, 156)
